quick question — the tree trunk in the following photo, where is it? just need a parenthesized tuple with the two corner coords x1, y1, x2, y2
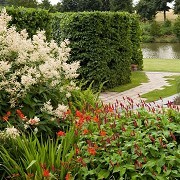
(163, 10, 166, 21)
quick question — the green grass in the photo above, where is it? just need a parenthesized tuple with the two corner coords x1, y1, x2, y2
(107, 59, 180, 102)
(109, 71, 149, 92)
(141, 75, 180, 102)
(143, 58, 180, 72)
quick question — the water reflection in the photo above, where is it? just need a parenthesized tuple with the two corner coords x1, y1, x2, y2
(141, 43, 180, 59)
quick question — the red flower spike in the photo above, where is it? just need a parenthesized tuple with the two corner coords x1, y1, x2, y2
(40, 163, 46, 169)
(149, 135, 155, 143)
(76, 110, 83, 118)
(77, 157, 86, 167)
(83, 129, 89, 135)
(100, 130, 106, 136)
(106, 138, 111, 144)
(170, 131, 176, 141)
(75, 147, 80, 155)
(85, 115, 91, 121)
(51, 165, 55, 172)
(121, 125, 126, 132)
(2, 111, 11, 121)
(11, 174, 20, 178)
(57, 131, 65, 137)
(65, 172, 71, 180)
(133, 120, 138, 127)
(16, 109, 25, 119)
(27, 173, 34, 178)
(88, 147, 96, 155)
(65, 109, 71, 115)
(6, 111, 11, 116)
(43, 169, 50, 177)
(2, 115, 8, 121)
(163, 165, 167, 171)
(131, 131, 136, 136)
(93, 116, 99, 123)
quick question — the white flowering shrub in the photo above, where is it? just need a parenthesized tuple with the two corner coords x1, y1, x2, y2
(0, 9, 80, 137)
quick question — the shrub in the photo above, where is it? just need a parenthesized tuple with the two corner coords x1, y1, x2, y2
(160, 20, 173, 36)
(52, 12, 140, 89)
(173, 16, 180, 41)
(5, 6, 52, 40)
(73, 97, 180, 179)
(150, 20, 160, 37)
(0, 9, 79, 137)
(130, 14, 143, 70)
(1, 7, 143, 90)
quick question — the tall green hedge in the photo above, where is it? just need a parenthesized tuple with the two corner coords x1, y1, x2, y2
(3, 7, 143, 89)
(6, 6, 52, 40)
(52, 12, 135, 89)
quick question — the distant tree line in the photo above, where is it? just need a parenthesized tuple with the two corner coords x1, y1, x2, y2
(0, 0, 134, 13)
(0, 0, 179, 20)
(136, 0, 179, 21)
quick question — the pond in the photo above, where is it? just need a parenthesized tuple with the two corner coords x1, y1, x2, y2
(141, 43, 180, 59)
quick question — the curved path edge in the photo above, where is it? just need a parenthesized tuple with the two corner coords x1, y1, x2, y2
(100, 71, 180, 105)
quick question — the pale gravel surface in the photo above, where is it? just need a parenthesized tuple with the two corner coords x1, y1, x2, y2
(100, 72, 180, 105)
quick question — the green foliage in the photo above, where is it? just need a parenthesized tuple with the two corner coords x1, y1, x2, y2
(136, 0, 173, 21)
(0, 9, 79, 139)
(0, 128, 76, 179)
(160, 20, 173, 35)
(174, 0, 180, 14)
(0, 0, 7, 6)
(173, 16, 180, 40)
(69, 83, 101, 113)
(38, 0, 56, 12)
(136, 0, 157, 20)
(7, 0, 38, 8)
(140, 20, 179, 43)
(73, 100, 180, 179)
(110, 0, 133, 12)
(6, 6, 52, 40)
(3, 8, 142, 90)
(52, 11, 142, 89)
(154, 0, 173, 21)
(61, 0, 79, 12)
(141, 75, 180, 102)
(150, 20, 161, 36)
(60, 0, 133, 12)
(78, 0, 103, 11)
(130, 14, 143, 69)
(109, 71, 148, 92)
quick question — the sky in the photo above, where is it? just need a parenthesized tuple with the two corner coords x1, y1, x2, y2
(49, 0, 59, 5)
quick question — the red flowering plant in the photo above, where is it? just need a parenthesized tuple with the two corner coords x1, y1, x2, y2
(0, 127, 77, 180)
(73, 97, 180, 179)
(0, 107, 73, 140)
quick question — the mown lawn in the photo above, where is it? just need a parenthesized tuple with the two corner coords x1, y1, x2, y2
(143, 58, 180, 72)
(109, 71, 148, 92)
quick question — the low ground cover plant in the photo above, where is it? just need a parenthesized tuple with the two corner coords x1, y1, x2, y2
(73, 97, 180, 179)
(1, 97, 179, 179)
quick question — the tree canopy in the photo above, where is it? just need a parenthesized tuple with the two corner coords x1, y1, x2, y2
(7, 0, 38, 8)
(136, 0, 157, 20)
(110, 0, 133, 12)
(174, 0, 180, 14)
(136, 0, 174, 21)
(61, 0, 133, 12)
